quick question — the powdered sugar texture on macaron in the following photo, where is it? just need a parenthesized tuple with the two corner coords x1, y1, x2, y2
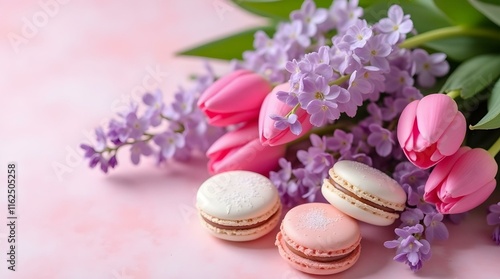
(282, 203, 360, 252)
(197, 170, 279, 219)
(298, 208, 341, 231)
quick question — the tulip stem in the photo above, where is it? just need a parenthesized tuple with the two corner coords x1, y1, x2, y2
(487, 136, 500, 158)
(446, 89, 461, 99)
(399, 26, 500, 49)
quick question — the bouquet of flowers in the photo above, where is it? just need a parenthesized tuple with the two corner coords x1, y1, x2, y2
(80, 0, 500, 272)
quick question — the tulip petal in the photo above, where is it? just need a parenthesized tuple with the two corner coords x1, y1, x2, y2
(207, 109, 260, 127)
(206, 122, 258, 157)
(445, 148, 498, 198)
(209, 139, 286, 175)
(397, 100, 418, 148)
(204, 73, 271, 111)
(441, 180, 496, 214)
(198, 69, 249, 106)
(259, 83, 313, 146)
(424, 146, 470, 194)
(436, 112, 466, 156)
(266, 109, 314, 146)
(416, 94, 457, 143)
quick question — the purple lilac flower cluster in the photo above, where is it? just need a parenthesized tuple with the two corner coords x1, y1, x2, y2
(80, 65, 225, 172)
(269, 3, 447, 134)
(234, 0, 363, 83)
(384, 162, 451, 271)
(487, 202, 500, 244)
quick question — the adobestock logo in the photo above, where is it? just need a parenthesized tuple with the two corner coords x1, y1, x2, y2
(7, 0, 71, 54)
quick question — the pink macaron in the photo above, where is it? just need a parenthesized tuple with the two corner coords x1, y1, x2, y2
(276, 203, 361, 275)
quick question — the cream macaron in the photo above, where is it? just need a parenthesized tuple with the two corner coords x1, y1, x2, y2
(196, 170, 282, 241)
(321, 160, 406, 226)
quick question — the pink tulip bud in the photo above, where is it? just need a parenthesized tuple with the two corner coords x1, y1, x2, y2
(206, 121, 286, 175)
(397, 94, 466, 169)
(197, 69, 272, 126)
(259, 83, 313, 146)
(424, 147, 497, 214)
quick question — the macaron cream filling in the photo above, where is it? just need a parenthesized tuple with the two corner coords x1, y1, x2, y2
(284, 241, 353, 262)
(329, 177, 398, 214)
(200, 207, 281, 230)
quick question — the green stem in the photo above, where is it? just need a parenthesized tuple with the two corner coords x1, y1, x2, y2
(285, 104, 300, 117)
(329, 74, 350, 86)
(446, 89, 461, 99)
(487, 136, 500, 158)
(400, 26, 500, 49)
(100, 134, 154, 154)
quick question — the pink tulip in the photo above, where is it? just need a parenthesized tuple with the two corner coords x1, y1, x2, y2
(197, 69, 272, 126)
(206, 121, 286, 175)
(424, 147, 497, 214)
(397, 94, 466, 169)
(259, 83, 313, 146)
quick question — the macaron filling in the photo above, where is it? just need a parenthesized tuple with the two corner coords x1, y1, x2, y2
(284, 241, 352, 262)
(329, 177, 398, 214)
(201, 207, 280, 230)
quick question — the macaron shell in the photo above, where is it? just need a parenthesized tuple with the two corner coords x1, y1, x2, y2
(196, 170, 279, 220)
(322, 182, 395, 226)
(332, 160, 406, 208)
(276, 231, 361, 275)
(280, 203, 360, 256)
(200, 202, 282, 241)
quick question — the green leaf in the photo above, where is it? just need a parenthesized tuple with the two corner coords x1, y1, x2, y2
(176, 26, 275, 60)
(425, 36, 500, 61)
(230, 0, 333, 20)
(470, 79, 500, 129)
(434, 0, 491, 26)
(230, 0, 387, 20)
(364, 0, 451, 31)
(441, 54, 500, 99)
(469, 0, 500, 26)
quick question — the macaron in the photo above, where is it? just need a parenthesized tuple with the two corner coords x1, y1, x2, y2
(196, 170, 282, 241)
(276, 203, 361, 275)
(321, 160, 406, 226)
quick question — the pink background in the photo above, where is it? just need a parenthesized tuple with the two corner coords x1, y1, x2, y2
(1, 0, 499, 278)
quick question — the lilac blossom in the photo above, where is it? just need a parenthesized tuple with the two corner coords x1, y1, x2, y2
(337, 19, 372, 51)
(487, 202, 500, 226)
(385, 66, 414, 93)
(81, 65, 224, 172)
(125, 113, 150, 140)
(326, 129, 353, 153)
(354, 35, 392, 72)
(270, 113, 302, 135)
(412, 49, 450, 87)
(423, 212, 449, 242)
(400, 208, 424, 227)
(487, 203, 500, 245)
(367, 124, 394, 157)
(329, 0, 363, 33)
(492, 226, 500, 245)
(393, 162, 429, 188)
(130, 142, 153, 165)
(291, 0, 329, 37)
(377, 5, 413, 45)
(384, 224, 431, 272)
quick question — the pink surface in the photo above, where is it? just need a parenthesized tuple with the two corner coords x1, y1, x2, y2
(1, 0, 500, 278)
